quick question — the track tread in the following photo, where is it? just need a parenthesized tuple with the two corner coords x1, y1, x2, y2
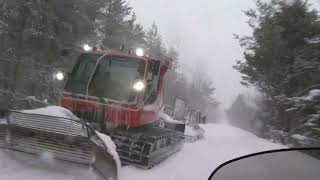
(111, 127, 184, 168)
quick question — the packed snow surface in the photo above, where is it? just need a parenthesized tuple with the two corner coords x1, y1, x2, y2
(0, 122, 285, 180)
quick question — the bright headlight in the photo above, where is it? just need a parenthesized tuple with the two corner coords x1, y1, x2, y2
(83, 44, 93, 51)
(135, 48, 144, 57)
(54, 71, 64, 81)
(133, 80, 145, 91)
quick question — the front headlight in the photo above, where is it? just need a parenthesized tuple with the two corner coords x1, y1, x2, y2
(83, 44, 93, 51)
(54, 71, 65, 81)
(135, 48, 144, 57)
(133, 80, 146, 91)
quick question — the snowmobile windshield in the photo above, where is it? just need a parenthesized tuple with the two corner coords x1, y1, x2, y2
(65, 53, 146, 104)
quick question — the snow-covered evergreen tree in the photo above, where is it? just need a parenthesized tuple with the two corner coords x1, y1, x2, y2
(235, 0, 320, 146)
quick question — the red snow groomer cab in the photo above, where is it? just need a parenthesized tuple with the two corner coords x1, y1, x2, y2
(60, 48, 170, 128)
(58, 45, 184, 168)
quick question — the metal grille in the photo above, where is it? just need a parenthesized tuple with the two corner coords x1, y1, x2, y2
(9, 127, 93, 164)
(4, 111, 93, 164)
(8, 111, 88, 137)
(0, 124, 6, 147)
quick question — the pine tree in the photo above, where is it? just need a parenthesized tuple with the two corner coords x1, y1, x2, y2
(235, 0, 320, 145)
(0, 0, 102, 105)
(145, 23, 166, 59)
(236, 0, 320, 97)
(95, 0, 144, 50)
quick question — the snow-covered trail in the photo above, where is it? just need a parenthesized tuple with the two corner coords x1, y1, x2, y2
(0, 123, 285, 180)
(0, 150, 97, 180)
(121, 124, 285, 180)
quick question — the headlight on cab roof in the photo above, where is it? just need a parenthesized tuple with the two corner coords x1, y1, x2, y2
(133, 80, 146, 91)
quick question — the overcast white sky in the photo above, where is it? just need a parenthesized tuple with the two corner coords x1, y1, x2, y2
(129, 0, 320, 107)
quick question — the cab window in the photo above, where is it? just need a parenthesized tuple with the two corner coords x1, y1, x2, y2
(145, 60, 160, 104)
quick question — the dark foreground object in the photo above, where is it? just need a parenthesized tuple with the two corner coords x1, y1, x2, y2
(209, 148, 320, 180)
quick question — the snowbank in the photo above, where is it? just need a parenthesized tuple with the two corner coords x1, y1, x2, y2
(21, 106, 79, 120)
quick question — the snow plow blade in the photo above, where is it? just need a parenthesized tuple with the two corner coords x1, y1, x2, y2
(0, 110, 118, 180)
(91, 136, 119, 180)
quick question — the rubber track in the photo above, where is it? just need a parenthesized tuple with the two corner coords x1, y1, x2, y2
(111, 127, 184, 168)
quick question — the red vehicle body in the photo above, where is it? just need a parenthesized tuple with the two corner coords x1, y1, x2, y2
(59, 50, 171, 128)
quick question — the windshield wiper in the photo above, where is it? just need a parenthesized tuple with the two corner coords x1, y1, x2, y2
(85, 54, 108, 96)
